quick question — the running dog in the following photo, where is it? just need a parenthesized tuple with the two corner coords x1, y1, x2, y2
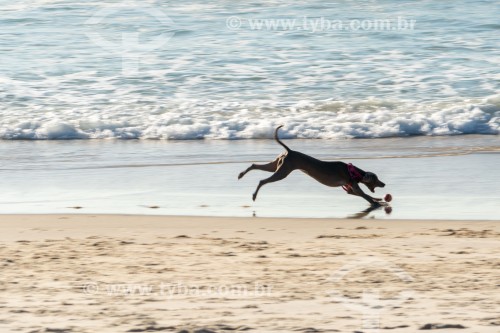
(238, 125, 386, 206)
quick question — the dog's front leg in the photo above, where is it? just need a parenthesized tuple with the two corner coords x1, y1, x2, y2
(349, 183, 381, 206)
(346, 190, 383, 202)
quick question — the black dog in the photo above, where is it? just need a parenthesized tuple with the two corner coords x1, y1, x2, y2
(238, 125, 386, 206)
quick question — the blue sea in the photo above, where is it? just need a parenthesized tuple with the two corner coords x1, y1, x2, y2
(0, 1, 499, 218)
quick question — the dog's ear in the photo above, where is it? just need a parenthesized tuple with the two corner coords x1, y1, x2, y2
(362, 172, 375, 183)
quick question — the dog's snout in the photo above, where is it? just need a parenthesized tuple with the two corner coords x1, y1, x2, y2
(379, 181, 385, 188)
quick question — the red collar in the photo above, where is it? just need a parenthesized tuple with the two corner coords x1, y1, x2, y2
(342, 163, 363, 192)
(347, 163, 363, 182)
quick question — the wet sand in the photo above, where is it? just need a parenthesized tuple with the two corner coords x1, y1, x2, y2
(0, 214, 498, 333)
(1, 138, 500, 220)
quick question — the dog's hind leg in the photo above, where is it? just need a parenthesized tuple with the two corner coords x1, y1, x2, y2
(238, 155, 284, 179)
(252, 165, 292, 201)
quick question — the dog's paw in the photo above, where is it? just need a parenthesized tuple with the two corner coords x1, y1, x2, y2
(238, 172, 244, 180)
(252, 193, 257, 201)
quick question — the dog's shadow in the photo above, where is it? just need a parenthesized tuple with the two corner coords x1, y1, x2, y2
(347, 204, 388, 219)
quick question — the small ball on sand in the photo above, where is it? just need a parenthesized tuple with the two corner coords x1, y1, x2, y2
(384, 194, 392, 202)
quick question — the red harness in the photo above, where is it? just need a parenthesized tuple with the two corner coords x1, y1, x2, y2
(342, 163, 363, 192)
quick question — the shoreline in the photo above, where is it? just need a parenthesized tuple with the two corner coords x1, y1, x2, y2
(2, 213, 499, 220)
(1, 213, 499, 225)
(1, 138, 499, 220)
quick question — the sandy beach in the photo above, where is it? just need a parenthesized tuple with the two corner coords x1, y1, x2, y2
(0, 214, 498, 333)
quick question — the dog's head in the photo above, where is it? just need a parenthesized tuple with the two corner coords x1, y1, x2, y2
(361, 172, 385, 193)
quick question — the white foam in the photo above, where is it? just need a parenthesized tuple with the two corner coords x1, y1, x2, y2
(1, 97, 498, 140)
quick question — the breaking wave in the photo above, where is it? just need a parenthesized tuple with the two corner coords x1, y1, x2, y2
(1, 96, 499, 140)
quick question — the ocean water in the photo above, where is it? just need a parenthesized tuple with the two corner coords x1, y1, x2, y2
(1, 1, 499, 219)
(0, 0, 499, 139)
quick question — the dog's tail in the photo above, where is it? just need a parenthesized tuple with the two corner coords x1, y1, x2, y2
(274, 125, 291, 152)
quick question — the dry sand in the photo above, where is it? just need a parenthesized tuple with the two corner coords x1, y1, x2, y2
(0, 215, 498, 333)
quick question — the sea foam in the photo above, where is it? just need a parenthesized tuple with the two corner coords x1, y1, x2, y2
(0, 97, 498, 140)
